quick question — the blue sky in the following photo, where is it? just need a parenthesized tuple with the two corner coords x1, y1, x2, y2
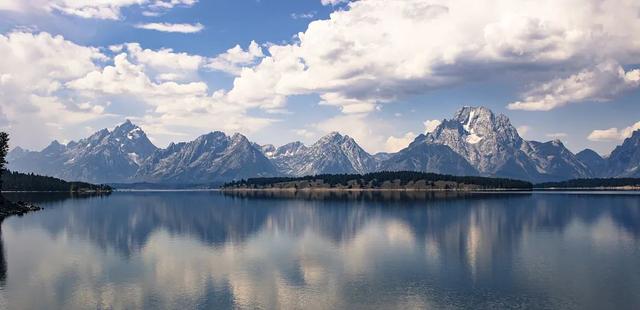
(0, 0, 639, 155)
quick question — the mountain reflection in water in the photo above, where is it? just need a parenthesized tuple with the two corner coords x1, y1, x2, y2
(0, 191, 638, 309)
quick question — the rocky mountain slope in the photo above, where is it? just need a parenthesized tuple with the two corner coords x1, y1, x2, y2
(264, 132, 377, 177)
(604, 130, 640, 177)
(418, 106, 591, 182)
(576, 149, 607, 176)
(8, 120, 157, 183)
(135, 132, 278, 183)
(7, 108, 639, 184)
(379, 140, 478, 176)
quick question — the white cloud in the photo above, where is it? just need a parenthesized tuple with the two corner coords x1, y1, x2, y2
(0, 31, 273, 149)
(147, 0, 197, 10)
(517, 125, 532, 138)
(46, 0, 141, 19)
(588, 121, 640, 141)
(508, 61, 640, 111)
(318, 93, 377, 114)
(385, 132, 415, 152)
(222, 0, 640, 115)
(67, 53, 207, 96)
(65, 48, 274, 146)
(135, 22, 204, 33)
(293, 128, 315, 140)
(423, 120, 441, 133)
(119, 43, 204, 81)
(0, 0, 198, 20)
(0, 31, 111, 148)
(291, 12, 316, 20)
(206, 41, 265, 75)
(321, 0, 348, 6)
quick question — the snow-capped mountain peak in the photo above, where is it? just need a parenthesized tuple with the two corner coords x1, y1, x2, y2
(420, 106, 589, 182)
(7, 111, 639, 183)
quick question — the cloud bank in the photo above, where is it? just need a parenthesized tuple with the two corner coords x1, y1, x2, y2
(221, 0, 640, 115)
(2, 0, 640, 152)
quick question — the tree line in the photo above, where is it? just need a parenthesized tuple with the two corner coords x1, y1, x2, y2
(536, 178, 640, 188)
(224, 171, 534, 189)
(0, 132, 111, 192)
(1, 170, 112, 192)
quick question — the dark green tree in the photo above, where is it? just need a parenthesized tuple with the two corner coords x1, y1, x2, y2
(0, 132, 9, 189)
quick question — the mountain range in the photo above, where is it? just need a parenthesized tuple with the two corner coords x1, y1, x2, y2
(7, 107, 640, 184)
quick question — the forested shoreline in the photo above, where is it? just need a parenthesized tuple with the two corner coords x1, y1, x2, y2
(223, 171, 534, 190)
(536, 178, 640, 189)
(224, 172, 640, 191)
(1, 171, 112, 193)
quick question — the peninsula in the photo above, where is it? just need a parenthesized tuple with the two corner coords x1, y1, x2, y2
(222, 171, 533, 191)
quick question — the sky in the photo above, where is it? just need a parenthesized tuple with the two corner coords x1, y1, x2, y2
(0, 0, 639, 156)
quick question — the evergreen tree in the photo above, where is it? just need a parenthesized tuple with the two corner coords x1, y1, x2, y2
(0, 132, 9, 189)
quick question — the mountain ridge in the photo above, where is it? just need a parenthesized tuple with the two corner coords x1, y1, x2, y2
(7, 107, 639, 184)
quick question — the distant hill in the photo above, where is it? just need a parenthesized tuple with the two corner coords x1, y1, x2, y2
(222, 171, 533, 190)
(536, 178, 640, 189)
(1, 171, 112, 193)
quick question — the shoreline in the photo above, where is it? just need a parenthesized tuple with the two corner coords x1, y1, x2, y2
(220, 187, 640, 192)
(221, 188, 527, 192)
(0, 198, 41, 221)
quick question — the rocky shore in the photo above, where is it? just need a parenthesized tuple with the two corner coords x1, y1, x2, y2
(0, 195, 41, 220)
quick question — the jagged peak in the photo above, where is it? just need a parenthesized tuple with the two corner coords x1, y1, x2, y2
(453, 106, 494, 123)
(278, 141, 306, 149)
(112, 119, 141, 134)
(196, 131, 228, 142)
(231, 132, 251, 144)
(48, 140, 63, 147)
(317, 131, 345, 144)
(272, 141, 307, 158)
(326, 131, 343, 138)
(42, 139, 66, 152)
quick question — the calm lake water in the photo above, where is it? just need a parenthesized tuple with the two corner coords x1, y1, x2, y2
(0, 191, 639, 309)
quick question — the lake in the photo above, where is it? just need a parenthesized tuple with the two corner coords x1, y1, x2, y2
(0, 191, 638, 309)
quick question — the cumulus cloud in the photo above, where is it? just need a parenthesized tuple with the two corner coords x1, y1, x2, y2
(65, 48, 274, 145)
(135, 22, 204, 33)
(67, 54, 208, 97)
(0, 31, 273, 149)
(0, 31, 110, 147)
(206, 41, 265, 75)
(117, 43, 204, 81)
(221, 0, 640, 115)
(385, 132, 415, 152)
(588, 121, 640, 141)
(508, 61, 640, 111)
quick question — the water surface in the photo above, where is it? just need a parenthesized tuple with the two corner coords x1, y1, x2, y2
(0, 191, 639, 309)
